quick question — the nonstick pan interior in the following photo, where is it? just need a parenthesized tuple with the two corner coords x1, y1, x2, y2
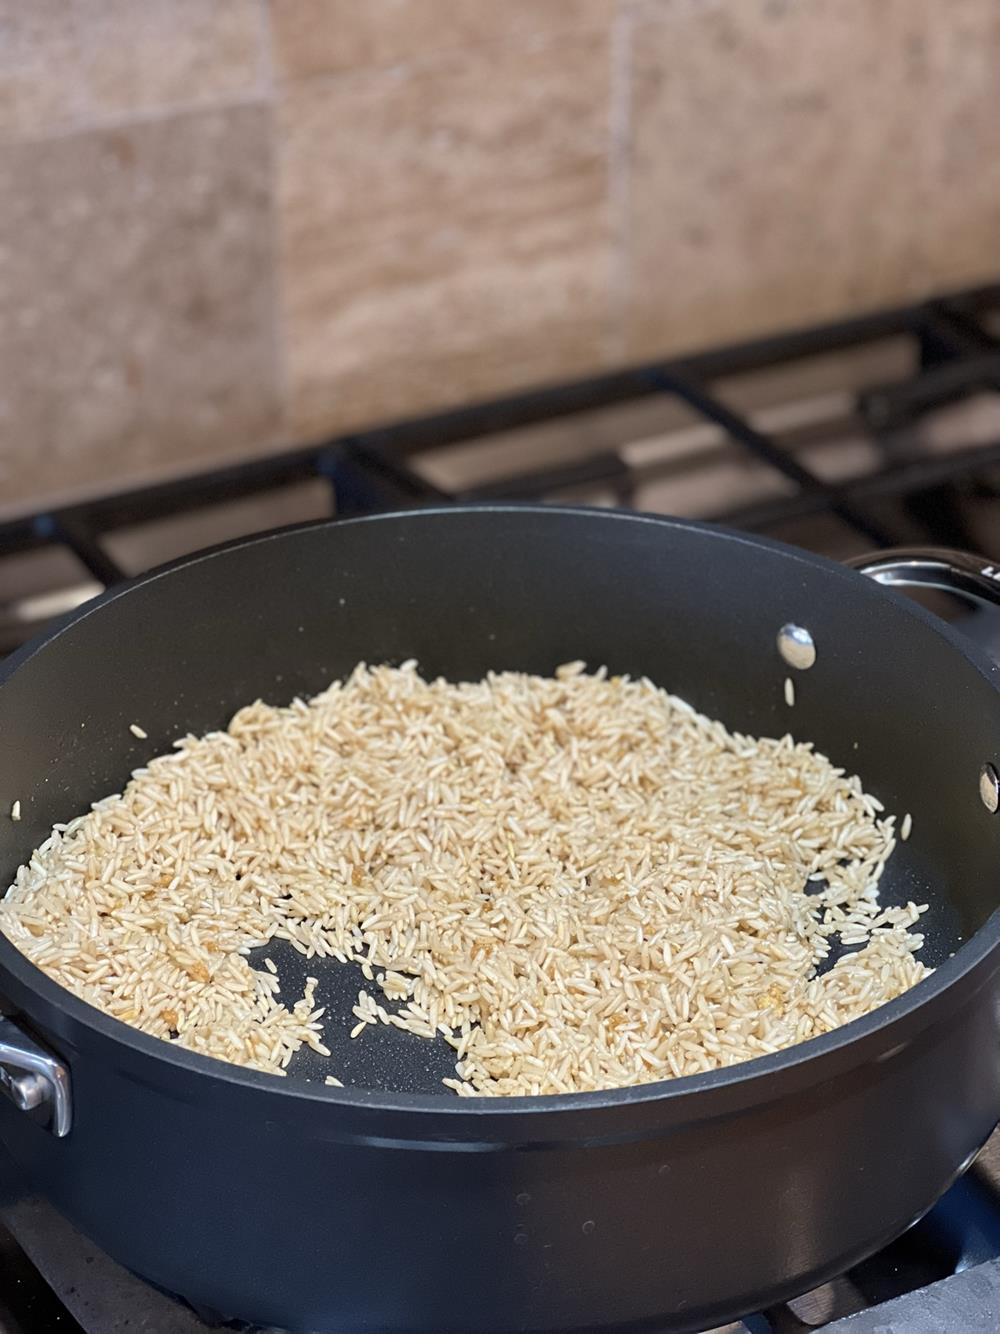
(0, 508, 997, 1097)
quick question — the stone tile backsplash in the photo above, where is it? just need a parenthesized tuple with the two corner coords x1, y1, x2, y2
(278, 30, 613, 437)
(1, 0, 998, 510)
(623, 0, 1000, 361)
(0, 1, 266, 140)
(0, 106, 280, 509)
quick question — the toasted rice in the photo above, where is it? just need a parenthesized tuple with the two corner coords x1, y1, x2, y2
(0, 663, 929, 1095)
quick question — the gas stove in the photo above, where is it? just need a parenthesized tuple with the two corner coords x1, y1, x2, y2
(2, 284, 1000, 1332)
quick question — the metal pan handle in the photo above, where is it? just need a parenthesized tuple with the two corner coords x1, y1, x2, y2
(0, 1017, 71, 1137)
(847, 546, 1000, 611)
(849, 546, 1000, 816)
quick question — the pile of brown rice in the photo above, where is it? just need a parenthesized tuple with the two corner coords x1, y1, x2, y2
(0, 662, 929, 1096)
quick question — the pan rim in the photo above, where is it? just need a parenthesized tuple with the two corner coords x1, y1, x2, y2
(0, 502, 997, 1122)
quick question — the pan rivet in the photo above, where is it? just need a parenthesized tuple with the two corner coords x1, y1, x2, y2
(777, 624, 816, 670)
(980, 764, 1000, 814)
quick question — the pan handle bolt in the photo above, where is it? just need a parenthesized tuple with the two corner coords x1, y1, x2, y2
(777, 624, 816, 670)
(980, 764, 1000, 814)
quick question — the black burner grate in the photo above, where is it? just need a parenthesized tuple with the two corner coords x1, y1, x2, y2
(2, 283, 1000, 598)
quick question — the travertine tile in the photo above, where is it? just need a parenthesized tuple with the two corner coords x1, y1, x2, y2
(75, 0, 266, 118)
(0, 0, 264, 141)
(269, 0, 614, 79)
(278, 33, 613, 439)
(903, 0, 1000, 290)
(0, 3, 88, 139)
(0, 107, 280, 513)
(623, 0, 1000, 362)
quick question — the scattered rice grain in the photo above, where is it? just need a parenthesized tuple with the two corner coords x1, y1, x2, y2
(0, 663, 928, 1095)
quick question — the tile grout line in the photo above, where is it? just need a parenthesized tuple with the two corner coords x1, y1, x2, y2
(255, 0, 276, 98)
(0, 92, 272, 152)
(605, 1, 635, 369)
(265, 20, 618, 94)
(256, 0, 293, 450)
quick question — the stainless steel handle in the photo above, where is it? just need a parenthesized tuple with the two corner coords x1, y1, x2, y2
(0, 1017, 71, 1137)
(849, 545, 1000, 815)
(847, 546, 1000, 610)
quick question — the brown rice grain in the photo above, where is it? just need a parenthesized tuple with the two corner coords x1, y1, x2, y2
(0, 664, 928, 1095)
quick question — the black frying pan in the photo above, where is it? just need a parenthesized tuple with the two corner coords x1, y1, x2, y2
(0, 506, 997, 1333)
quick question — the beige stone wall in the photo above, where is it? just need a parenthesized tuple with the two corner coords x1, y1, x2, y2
(2, 0, 999, 512)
